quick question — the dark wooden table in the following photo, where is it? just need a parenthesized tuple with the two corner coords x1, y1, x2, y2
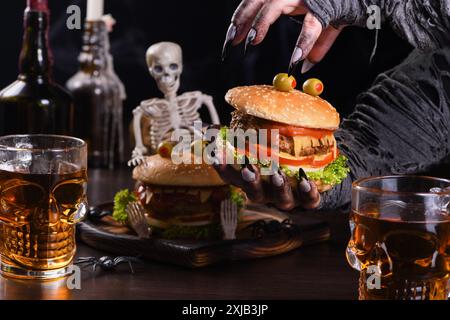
(0, 168, 359, 300)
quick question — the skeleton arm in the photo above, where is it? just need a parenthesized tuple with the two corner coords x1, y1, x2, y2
(201, 94, 220, 125)
(128, 101, 162, 167)
(132, 106, 147, 153)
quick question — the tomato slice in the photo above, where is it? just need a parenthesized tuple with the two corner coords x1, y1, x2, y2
(261, 123, 333, 139)
(238, 144, 337, 168)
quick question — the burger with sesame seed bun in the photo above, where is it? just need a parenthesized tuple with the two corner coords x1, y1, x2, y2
(114, 154, 245, 240)
(132, 154, 230, 228)
(221, 75, 349, 192)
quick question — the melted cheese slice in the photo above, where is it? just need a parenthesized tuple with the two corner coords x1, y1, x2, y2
(293, 136, 313, 157)
(292, 134, 335, 157)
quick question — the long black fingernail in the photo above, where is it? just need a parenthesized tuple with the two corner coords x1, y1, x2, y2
(272, 170, 284, 187)
(242, 167, 256, 182)
(288, 46, 303, 76)
(299, 168, 308, 181)
(244, 28, 257, 57)
(243, 155, 256, 174)
(212, 156, 221, 168)
(299, 178, 312, 193)
(298, 168, 311, 193)
(212, 153, 225, 168)
(301, 59, 315, 74)
(244, 155, 251, 167)
(222, 23, 237, 61)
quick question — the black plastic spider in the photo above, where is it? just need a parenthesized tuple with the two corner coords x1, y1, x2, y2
(75, 256, 141, 273)
(247, 219, 300, 239)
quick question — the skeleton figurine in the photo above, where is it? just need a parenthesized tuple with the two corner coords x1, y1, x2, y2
(128, 42, 220, 166)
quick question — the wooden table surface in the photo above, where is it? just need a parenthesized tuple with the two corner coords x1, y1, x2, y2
(0, 168, 359, 300)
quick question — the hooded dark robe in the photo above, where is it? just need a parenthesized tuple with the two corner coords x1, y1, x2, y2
(303, 0, 450, 209)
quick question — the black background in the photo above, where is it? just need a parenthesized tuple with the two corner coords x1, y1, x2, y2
(0, 0, 412, 125)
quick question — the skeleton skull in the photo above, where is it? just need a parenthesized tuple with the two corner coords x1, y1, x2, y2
(146, 42, 183, 97)
(128, 41, 220, 167)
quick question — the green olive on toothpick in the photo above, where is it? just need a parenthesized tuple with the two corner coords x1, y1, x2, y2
(273, 73, 297, 92)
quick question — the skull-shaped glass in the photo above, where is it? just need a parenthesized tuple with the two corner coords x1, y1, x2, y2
(0, 135, 87, 280)
(347, 175, 450, 300)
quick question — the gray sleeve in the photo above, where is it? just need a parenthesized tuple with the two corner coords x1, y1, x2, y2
(303, 0, 450, 50)
(319, 47, 450, 210)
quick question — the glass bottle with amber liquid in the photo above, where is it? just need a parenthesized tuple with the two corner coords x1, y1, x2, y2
(66, 16, 126, 169)
(0, 0, 73, 135)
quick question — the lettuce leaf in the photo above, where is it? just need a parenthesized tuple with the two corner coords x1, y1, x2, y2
(302, 155, 350, 186)
(280, 155, 349, 186)
(230, 186, 246, 209)
(112, 189, 137, 223)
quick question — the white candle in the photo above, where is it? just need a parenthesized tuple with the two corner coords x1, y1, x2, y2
(86, 0, 104, 21)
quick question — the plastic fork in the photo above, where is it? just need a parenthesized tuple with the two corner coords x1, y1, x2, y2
(126, 201, 151, 239)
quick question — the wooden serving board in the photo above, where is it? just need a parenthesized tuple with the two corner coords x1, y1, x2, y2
(77, 203, 330, 268)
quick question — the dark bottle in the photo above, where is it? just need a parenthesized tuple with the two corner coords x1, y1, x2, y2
(66, 19, 125, 169)
(0, 0, 73, 135)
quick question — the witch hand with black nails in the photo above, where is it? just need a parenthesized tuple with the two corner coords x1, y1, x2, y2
(213, 155, 321, 211)
(222, 0, 450, 72)
(219, 0, 450, 211)
(222, 0, 343, 72)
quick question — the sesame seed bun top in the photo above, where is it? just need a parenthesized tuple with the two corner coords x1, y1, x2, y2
(225, 85, 340, 130)
(132, 154, 227, 187)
